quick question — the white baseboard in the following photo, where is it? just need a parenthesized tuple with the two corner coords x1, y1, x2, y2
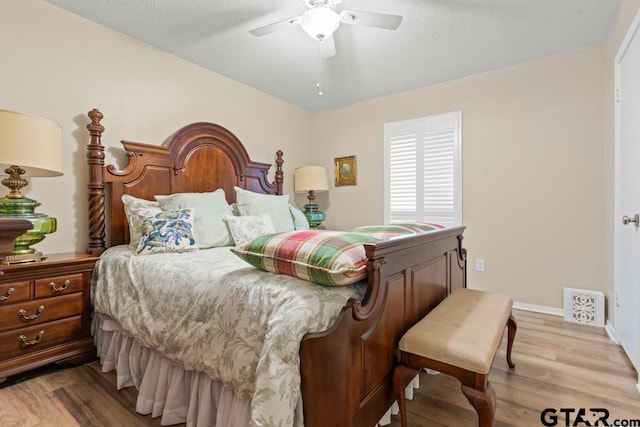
(605, 320, 618, 344)
(512, 301, 563, 317)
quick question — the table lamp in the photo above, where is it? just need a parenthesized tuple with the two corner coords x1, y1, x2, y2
(0, 109, 63, 263)
(294, 165, 328, 228)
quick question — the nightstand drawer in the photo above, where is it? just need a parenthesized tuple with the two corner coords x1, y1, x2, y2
(0, 316, 82, 360)
(0, 293, 83, 332)
(34, 273, 83, 298)
(0, 252, 98, 381)
(0, 281, 30, 305)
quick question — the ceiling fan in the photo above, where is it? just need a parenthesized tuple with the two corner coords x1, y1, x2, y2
(249, 0, 403, 58)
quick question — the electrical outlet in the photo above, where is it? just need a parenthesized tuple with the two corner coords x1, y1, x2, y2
(475, 259, 485, 272)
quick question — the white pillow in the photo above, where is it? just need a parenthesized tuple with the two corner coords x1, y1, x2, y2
(122, 194, 161, 250)
(229, 202, 240, 216)
(156, 189, 234, 248)
(289, 205, 310, 230)
(223, 214, 276, 246)
(234, 186, 295, 233)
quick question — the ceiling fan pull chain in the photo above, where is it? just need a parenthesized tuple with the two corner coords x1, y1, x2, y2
(316, 44, 323, 96)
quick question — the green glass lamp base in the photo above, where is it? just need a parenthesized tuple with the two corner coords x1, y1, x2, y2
(303, 203, 326, 229)
(0, 195, 56, 262)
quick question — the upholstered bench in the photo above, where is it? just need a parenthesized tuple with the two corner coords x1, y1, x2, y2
(393, 288, 517, 427)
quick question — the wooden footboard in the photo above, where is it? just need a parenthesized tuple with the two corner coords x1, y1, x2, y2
(299, 226, 466, 427)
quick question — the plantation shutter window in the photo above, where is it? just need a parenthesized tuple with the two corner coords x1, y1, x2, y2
(384, 112, 462, 226)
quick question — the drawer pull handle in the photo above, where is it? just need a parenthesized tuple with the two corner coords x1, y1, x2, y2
(18, 305, 45, 321)
(18, 330, 45, 347)
(0, 287, 14, 302)
(49, 280, 70, 293)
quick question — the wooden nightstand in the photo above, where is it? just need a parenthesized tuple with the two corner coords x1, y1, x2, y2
(0, 252, 98, 383)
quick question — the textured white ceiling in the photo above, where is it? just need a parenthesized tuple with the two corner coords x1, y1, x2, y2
(44, 0, 620, 112)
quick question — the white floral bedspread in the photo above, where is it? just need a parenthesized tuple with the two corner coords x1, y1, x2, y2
(91, 246, 366, 427)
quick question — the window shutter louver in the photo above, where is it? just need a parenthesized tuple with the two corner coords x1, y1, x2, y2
(388, 128, 418, 223)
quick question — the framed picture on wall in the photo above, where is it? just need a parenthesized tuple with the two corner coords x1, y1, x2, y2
(334, 155, 357, 186)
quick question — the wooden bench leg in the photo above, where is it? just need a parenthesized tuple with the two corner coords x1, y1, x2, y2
(461, 382, 496, 427)
(506, 313, 517, 368)
(393, 364, 419, 427)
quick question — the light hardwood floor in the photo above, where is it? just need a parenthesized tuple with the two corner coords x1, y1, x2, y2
(0, 310, 638, 426)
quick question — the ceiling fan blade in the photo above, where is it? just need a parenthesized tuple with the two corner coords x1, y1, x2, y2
(340, 9, 402, 30)
(319, 36, 336, 58)
(249, 15, 301, 37)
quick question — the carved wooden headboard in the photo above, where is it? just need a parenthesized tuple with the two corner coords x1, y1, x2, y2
(86, 109, 284, 255)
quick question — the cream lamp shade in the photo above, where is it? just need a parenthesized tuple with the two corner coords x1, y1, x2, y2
(0, 109, 63, 178)
(0, 109, 63, 263)
(294, 165, 328, 229)
(294, 165, 329, 193)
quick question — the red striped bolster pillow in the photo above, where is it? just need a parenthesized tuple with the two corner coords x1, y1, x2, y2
(350, 222, 445, 240)
(230, 230, 376, 286)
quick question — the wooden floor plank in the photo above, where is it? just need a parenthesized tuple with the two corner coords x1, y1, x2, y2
(390, 310, 639, 426)
(0, 310, 638, 426)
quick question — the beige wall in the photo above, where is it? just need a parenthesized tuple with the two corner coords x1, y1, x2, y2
(1, 0, 311, 255)
(5, 0, 638, 315)
(311, 47, 606, 309)
(602, 0, 640, 324)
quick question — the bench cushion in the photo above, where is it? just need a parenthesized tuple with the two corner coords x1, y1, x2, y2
(399, 288, 512, 374)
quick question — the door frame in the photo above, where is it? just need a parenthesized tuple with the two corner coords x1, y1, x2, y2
(614, 6, 640, 392)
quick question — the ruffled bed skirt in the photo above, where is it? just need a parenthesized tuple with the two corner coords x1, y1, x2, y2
(92, 313, 419, 426)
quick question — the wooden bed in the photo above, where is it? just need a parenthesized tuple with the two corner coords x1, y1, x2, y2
(85, 108, 467, 427)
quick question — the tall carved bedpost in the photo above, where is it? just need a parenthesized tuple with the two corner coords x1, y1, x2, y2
(86, 109, 106, 256)
(275, 150, 284, 195)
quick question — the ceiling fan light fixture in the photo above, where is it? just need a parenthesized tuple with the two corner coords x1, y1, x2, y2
(300, 6, 340, 41)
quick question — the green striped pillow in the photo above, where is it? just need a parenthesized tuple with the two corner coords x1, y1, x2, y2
(350, 223, 444, 240)
(230, 230, 376, 286)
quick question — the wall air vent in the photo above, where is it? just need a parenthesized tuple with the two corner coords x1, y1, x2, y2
(563, 287, 604, 327)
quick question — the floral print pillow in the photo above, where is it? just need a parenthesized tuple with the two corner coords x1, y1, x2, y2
(122, 194, 161, 250)
(223, 214, 276, 246)
(136, 208, 199, 255)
